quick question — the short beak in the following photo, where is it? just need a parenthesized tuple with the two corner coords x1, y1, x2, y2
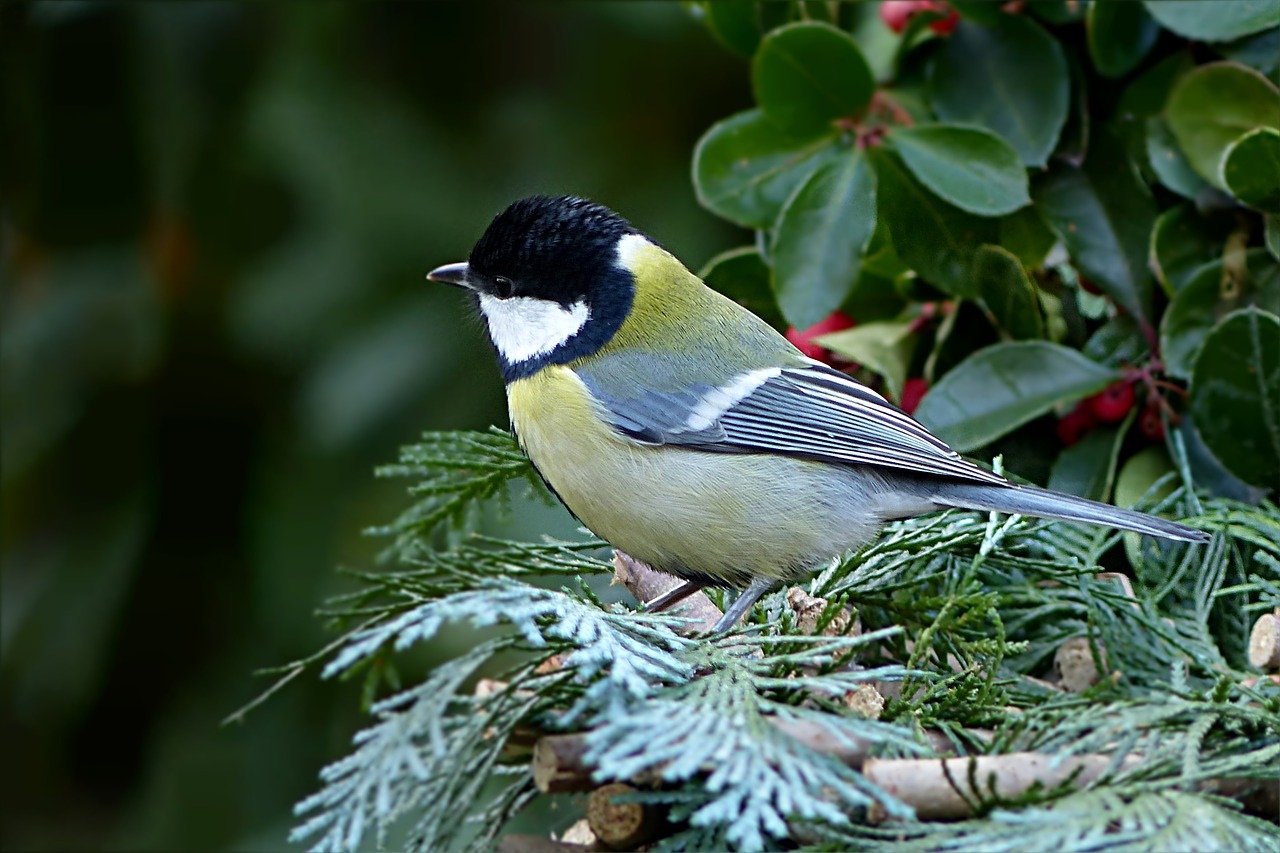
(427, 261, 472, 289)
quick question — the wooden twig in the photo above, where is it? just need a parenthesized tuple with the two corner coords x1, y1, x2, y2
(1054, 637, 1107, 693)
(612, 551, 723, 634)
(865, 753, 1139, 821)
(532, 723, 984, 794)
(1248, 610, 1280, 671)
(864, 753, 1280, 821)
(587, 782, 662, 850)
(496, 834, 595, 853)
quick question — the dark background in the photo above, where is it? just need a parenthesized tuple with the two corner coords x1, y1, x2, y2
(0, 3, 748, 849)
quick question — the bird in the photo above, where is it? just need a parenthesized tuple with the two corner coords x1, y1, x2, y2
(428, 195, 1208, 633)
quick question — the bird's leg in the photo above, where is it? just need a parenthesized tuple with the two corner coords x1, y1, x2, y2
(644, 579, 709, 613)
(710, 577, 776, 634)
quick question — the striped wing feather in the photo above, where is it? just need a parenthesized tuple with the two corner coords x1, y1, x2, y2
(580, 361, 1009, 487)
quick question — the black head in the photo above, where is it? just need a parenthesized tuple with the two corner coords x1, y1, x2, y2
(431, 195, 643, 381)
(467, 195, 638, 304)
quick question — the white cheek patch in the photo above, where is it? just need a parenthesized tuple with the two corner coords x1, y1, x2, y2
(477, 293, 591, 364)
(683, 368, 780, 431)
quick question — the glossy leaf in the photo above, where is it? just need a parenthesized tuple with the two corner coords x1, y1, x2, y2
(1267, 215, 1280, 261)
(699, 247, 785, 330)
(1144, 117, 1208, 201)
(1034, 127, 1156, 324)
(914, 342, 1121, 452)
(973, 244, 1043, 340)
(704, 0, 761, 57)
(868, 148, 995, 299)
(1190, 307, 1280, 488)
(1116, 51, 1194, 122)
(1048, 423, 1125, 501)
(1026, 0, 1086, 25)
(1114, 444, 1178, 565)
(1054, 51, 1090, 168)
(890, 124, 1030, 216)
(693, 109, 843, 229)
(772, 153, 877, 329)
(1160, 248, 1280, 379)
(1149, 205, 1236, 295)
(1144, 0, 1280, 42)
(1216, 28, 1280, 77)
(1222, 127, 1280, 213)
(816, 320, 916, 400)
(1083, 314, 1147, 368)
(998, 206, 1058, 271)
(928, 17, 1069, 167)
(752, 23, 874, 137)
(1088, 0, 1159, 79)
(1164, 62, 1280, 189)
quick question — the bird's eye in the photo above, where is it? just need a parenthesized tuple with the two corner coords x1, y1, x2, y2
(493, 275, 515, 299)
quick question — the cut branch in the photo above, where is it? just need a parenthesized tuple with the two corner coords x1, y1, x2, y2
(532, 722, 981, 794)
(864, 753, 1280, 821)
(611, 551, 723, 634)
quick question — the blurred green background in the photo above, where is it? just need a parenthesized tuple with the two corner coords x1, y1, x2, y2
(0, 2, 748, 849)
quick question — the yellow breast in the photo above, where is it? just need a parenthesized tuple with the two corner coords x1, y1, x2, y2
(506, 366, 901, 586)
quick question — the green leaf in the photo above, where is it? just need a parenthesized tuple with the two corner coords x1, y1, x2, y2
(699, 247, 785, 330)
(1054, 50, 1090, 168)
(914, 342, 1121, 452)
(1215, 28, 1280, 77)
(1164, 62, 1280, 189)
(1083, 314, 1148, 368)
(1116, 440, 1172, 514)
(1026, 0, 1086, 25)
(1267, 215, 1280, 261)
(868, 147, 995, 299)
(1116, 51, 1195, 122)
(772, 153, 877, 329)
(1149, 204, 1236, 295)
(693, 108, 843, 229)
(1033, 126, 1156, 324)
(752, 22, 874, 137)
(949, 1, 1009, 25)
(1222, 127, 1280, 213)
(1160, 248, 1280, 379)
(703, 0, 761, 57)
(816, 320, 917, 400)
(928, 17, 1069, 167)
(1088, 0, 1159, 79)
(1048, 424, 1126, 501)
(1114, 445, 1178, 578)
(1190, 307, 1280, 488)
(889, 124, 1030, 217)
(973, 245, 1043, 340)
(1144, 0, 1280, 42)
(999, 206, 1058, 271)
(1144, 117, 1209, 201)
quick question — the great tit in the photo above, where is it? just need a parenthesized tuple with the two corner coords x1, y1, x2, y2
(429, 195, 1208, 633)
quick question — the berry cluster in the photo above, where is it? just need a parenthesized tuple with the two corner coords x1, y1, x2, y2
(879, 1, 959, 36)
(1056, 378, 1170, 447)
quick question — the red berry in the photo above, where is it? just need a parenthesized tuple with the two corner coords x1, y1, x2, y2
(1088, 381, 1136, 423)
(785, 311, 857, 364)
(922, 1, 959, 34)
(1056, 401, 1097, 447)
(879, 0, 920, 33)
(1139, 402, 1165, 442)
(900, 377, 929, 415)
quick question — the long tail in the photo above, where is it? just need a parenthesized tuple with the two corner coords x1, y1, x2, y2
(932, 482, 1209, 543)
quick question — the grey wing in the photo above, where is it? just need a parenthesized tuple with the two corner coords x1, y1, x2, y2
(576, 361, 1010, 487)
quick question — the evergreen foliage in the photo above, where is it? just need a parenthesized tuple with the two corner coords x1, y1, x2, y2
(282, 429, 1280, 852)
